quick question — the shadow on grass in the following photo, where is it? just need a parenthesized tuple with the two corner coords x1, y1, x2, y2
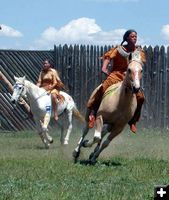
(18, 145, 48, 150)
(35, 145, 48, 150)
(79, 159, 122, 166)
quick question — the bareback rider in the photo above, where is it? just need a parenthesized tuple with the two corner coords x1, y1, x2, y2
(37, 59, 65, 121)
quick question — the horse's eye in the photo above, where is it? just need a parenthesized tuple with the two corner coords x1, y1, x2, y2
(128, 68, 131, 73)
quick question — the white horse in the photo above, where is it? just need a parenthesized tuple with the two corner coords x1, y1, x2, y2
(11, 76, 84, 148)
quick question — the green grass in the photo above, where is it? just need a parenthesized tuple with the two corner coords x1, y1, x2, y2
(0, 128, 169, 200)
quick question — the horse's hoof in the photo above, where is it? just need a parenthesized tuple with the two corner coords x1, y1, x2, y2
(82, 139, 89, 147)
(89, 152, 94, 160)
(64, 141, 68, 145)
(88, 158, 97, 165)
(72, 149, 80, 158)
(44, 144, 50, 149)
(72, 149, 80, 163)
(50, 139, 54, 144)
(93, 136, 101, 143)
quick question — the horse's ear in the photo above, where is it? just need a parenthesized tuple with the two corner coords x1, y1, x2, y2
(14, 75, 18, 81)
(20, 76, 26, 82)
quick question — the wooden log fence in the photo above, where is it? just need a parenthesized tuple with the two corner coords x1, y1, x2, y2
(0, 45, 169, 131)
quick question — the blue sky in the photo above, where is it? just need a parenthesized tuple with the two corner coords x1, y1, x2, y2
(0, 0, 169, 50)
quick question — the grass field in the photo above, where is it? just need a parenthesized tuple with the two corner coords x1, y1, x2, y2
(0, 127, 169, 200)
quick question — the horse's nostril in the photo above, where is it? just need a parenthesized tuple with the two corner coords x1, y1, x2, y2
(11, 99, 16, 104)
(133, 87, 140, 93)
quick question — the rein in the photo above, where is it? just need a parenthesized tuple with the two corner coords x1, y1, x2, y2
(33, 90, 49, 102)
(124, 83, 140, 94)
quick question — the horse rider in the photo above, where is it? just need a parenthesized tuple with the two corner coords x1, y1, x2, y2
(87, 29, 146, 133)
(37, 59, 65, 121)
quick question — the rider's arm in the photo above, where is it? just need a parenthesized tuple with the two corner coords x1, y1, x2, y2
(101, 58, 111, 75)
(36, 72, 42, 87)
(101, 47, 117, 76)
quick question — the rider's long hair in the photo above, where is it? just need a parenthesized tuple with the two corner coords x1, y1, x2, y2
(121, 29, 137, 45)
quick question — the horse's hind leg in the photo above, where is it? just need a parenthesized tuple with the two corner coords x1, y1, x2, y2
(64, 110, 73, 145)
(56, 121, 64, 145)
(83, 115, 103, 148)
(72, 122, 89, 161)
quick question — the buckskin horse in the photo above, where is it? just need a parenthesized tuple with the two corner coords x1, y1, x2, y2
(73, 52, 144, 163)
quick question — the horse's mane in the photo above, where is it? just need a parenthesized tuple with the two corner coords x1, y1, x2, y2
(24, 79, 46, 93)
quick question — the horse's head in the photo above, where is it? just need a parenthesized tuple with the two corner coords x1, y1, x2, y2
(11, 76, 27, 104)
(126, 53, 143, 94)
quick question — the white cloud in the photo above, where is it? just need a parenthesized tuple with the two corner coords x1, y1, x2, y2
(34, 18, 132, 49)
(161, 24, 169, 40)
(33, 17, 145, 49)
(35, 18, 102, 48)
(0, 24, 23, 37)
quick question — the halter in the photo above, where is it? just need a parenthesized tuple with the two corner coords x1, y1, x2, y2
(13, 83, 26, 97)
(125, 83, 140, 94)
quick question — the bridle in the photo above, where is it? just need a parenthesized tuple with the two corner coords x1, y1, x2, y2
(13, 83, 26, 98)
(13, 82, 48, 103)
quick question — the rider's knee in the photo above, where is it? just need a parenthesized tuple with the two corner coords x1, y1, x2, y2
(136, 90, 145, 103)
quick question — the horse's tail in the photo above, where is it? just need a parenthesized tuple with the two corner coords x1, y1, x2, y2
(73, 107, 85, 123)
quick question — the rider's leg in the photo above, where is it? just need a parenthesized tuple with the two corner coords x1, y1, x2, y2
(87, 86, 104, 115)
(86, 72, 123, 128)
(86, 85, 104, 128)
(86, 79, 113, 128)
(51, 93, 58, 121)
(128, 90, 145, 133)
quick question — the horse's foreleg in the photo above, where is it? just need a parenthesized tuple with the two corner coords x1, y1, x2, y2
(45, 131, 53, 144)
(89, 139, 102, 160)
(88, 125, 111, 161)
(64, 111, 73, 145)
(90, 128, 122, 163)
(91, 137, 111, 163)
(35, 118, 50, 149)
(72, 122, 89, 161)
(41, 112, 53, 145)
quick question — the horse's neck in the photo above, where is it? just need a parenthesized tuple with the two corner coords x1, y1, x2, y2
(25, 80, 46, 100)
